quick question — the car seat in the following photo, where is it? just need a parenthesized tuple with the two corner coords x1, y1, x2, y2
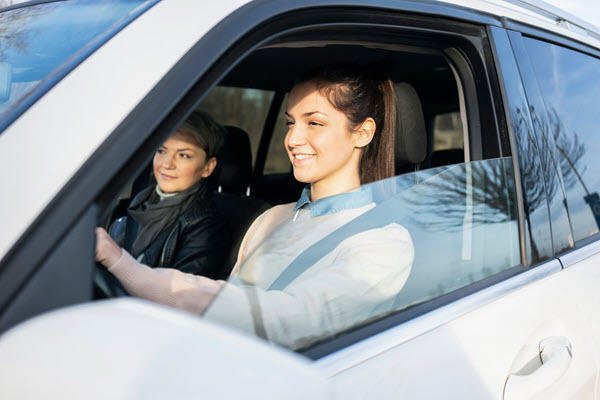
(394, 82, 427, 175)
(210, 125, 271, 276)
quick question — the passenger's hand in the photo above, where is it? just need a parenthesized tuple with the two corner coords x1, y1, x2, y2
(95, 227, 123, 268)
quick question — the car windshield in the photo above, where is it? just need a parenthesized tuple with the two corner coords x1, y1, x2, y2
(0, 0, 155, 132)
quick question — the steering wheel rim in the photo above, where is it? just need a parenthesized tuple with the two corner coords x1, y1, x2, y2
(93, 263, 129, 298)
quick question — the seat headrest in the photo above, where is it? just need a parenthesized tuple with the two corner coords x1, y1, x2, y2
(394, 83, 427, 170)
(211, 125, 253, 195)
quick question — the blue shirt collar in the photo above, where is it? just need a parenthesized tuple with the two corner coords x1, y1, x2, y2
(293, 185, 373, 217)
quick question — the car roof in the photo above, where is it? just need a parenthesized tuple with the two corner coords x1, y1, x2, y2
(436, 0, 600, 49)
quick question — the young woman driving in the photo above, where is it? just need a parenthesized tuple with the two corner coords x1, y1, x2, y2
(95, 65, 413, 349)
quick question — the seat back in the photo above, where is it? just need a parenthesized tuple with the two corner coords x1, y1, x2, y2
(394, 83, 427, 174)
(209, 125, 271, 276)
(210, 125, 253, 196)
(210, 192, 271, 275)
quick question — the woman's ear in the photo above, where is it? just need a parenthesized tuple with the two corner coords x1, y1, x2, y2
(354, 117, 376, 148)
(202, 157, 217, 178)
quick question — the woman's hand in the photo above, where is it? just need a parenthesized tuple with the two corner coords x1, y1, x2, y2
(95, 227, 123, 268)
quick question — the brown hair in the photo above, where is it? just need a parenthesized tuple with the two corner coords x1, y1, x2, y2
(297, 64, 396, 184)
(177, 110, 225, 158)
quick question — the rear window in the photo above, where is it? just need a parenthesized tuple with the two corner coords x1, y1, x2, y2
(523, 37, 600, 243)
(0, 0, 154, 131)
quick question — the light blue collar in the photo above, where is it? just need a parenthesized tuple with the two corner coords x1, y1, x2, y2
(293, 185, 373, 217)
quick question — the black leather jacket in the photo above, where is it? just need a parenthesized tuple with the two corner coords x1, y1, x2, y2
(110, 191, 231, 280)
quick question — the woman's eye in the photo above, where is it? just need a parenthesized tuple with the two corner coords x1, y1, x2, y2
(156, 149, 165, 155)
(309, 121, 323, 126)
(285, 121, 294, 126)
(179, 153, 191, 159)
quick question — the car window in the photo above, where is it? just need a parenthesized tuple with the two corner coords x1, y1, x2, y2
(264, 95, 291, 175)
(205, 158, 520, 350)
(490, 27, 553, 265)
(433, 112, 463, 151)
(523, 37, 600, 243)
(199, 87, 275, 168)
(0, 0, 152, 130)
(431, 112, 465, 167)
(194, 35, 520, 350)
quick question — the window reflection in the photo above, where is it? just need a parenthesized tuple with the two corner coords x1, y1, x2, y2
(0, 0, 150, 126)
(524, 37, 600, 242)
(206, 159, 520, 349)
(490, 28, 553, 264)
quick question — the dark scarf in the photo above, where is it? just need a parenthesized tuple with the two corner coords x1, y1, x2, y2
(128, 180, 205, 257)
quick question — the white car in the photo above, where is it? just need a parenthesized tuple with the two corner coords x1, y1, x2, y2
(1, 0, 600, 398)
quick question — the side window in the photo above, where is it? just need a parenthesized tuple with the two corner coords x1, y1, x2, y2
(196, 34, 522, 352)
(199, 87, 274, 167)
(523, 37, 600, 243)
(431, 112, 465, 167)
(263, 96, 291, 175)
(391, 159, 520, 309)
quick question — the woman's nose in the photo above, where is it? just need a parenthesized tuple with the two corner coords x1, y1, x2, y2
(286, 125, 306, 147)
(162, 155, 175, 168)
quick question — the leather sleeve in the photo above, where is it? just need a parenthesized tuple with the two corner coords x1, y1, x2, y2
(108, 217, 127, 248)
(168, 214, 232, 280)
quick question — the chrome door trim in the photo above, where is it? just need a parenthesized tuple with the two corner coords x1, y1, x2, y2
(559, 240, 600, 268)
(314, 259, 561, 376)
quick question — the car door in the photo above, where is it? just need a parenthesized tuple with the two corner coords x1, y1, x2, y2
(512, 24, 600, 369)
(310, 24, 600, 400)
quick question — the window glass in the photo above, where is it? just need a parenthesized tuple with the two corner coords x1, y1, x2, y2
(0, 0, 151, 128)
(263, 95, 291, 175)
(506, 31, 573, 255)
(199, 87, 274, 166)
(491, 27, 552, 264)
(431, 112, 465, 168)
(523, 38, 600, 242)
(205, 158, 520, 350)
(433, 112, 463, 151)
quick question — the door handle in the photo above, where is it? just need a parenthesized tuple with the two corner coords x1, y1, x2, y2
(504, 336, 572, 400)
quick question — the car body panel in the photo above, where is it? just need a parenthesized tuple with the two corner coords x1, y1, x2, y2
(325, 259, 599, 399)
(0, 299, 332, 399)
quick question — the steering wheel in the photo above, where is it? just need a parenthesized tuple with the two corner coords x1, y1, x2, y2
(93, 263, 129, 298)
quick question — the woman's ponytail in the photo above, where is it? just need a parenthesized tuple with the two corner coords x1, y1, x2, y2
(359, 78, 396, 184)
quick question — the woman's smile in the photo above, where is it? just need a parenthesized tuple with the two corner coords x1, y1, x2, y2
(159, 172, 177, 180)
(292, 153, 316, 163)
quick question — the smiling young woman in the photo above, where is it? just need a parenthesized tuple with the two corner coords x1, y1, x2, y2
(95, 65, 413, 349)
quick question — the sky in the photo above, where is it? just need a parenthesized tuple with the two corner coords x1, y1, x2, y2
(544, 0, 600, 29)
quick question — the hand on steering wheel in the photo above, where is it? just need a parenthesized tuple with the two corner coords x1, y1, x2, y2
(94, 227, 128, 298)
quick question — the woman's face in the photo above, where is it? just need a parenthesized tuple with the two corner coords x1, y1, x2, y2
(153, 130, 216, 194)
(285, 81, 368, 200)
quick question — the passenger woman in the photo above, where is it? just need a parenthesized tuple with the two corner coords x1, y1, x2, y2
(95, 65, 413, 349)
(108, 110, 230, 279)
